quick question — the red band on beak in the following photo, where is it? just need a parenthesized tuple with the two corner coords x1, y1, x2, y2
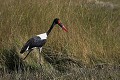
(58, 20, 61, 25)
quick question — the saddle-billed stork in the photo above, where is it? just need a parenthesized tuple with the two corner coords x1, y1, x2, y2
(20, 18, 68, 60)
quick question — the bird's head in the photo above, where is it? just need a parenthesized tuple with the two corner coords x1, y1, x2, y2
(54, 18, 68, 32)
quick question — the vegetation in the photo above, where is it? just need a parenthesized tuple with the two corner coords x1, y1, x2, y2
(0, 0, 120, 79)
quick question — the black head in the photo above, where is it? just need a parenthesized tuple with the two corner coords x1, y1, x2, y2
(54, 18, 60, 24)
(53, 18, 68, 32)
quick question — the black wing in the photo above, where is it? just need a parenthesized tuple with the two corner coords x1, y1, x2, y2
(20, 36, 47, 53)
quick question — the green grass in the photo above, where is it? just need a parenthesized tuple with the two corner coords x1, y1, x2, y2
(0, 0, 120, 79)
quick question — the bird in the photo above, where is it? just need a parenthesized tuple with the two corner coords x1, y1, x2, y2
(20, 18, 68, 60)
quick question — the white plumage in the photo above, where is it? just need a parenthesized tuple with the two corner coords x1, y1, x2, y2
(37, 33, 47, 40)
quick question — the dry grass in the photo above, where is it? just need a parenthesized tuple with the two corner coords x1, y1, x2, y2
(0, 0, 120, 79)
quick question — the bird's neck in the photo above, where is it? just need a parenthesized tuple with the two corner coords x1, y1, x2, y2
(47, 22, 55, 36)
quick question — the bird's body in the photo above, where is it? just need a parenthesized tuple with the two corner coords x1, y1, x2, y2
(20, 18, 68, 60)
(20, 33, 47, 54)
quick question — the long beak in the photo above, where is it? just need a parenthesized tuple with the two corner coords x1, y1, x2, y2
(58, 23, 68, 32)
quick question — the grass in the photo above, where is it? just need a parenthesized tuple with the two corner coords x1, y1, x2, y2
(0, 0, 120, 79)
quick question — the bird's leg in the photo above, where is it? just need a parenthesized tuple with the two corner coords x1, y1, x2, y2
(23, 49, 33, 60)
(39, 47, 42, 53)
(38, 47, 44, 65)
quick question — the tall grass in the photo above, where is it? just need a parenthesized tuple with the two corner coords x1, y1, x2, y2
(1, 0, 119, 64)
(0, 0, 120, 79)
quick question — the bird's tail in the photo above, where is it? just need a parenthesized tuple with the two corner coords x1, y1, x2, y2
(20, 47, 26, 54)
(20, 41, 30, 54)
